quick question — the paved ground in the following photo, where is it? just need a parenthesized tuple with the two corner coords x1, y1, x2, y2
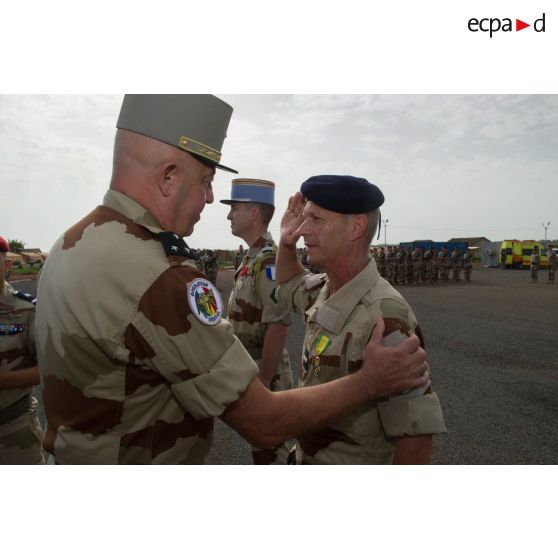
(16, 265, 558, 464)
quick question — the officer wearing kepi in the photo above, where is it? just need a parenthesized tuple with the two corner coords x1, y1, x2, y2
(0, 236, 44, 464)
(221, 178, 294, 464)
(276, 176, 446, 464)
(36, 95, 430, 465)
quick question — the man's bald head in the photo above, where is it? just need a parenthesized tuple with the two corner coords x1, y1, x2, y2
(109, 129, 216, 236)
(112, 129, 183, 179)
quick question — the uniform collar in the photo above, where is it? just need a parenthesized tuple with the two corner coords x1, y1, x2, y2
(307, 258, 380, 334)
(247, 231, 274, 257)
(102, 189, 164, 235)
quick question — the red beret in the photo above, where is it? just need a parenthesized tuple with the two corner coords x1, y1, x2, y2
(0, 236, 10, 253)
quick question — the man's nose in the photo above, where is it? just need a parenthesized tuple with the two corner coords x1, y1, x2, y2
(295, 218, 310, 236)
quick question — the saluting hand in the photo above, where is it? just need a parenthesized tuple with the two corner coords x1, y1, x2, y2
(280, 192, 306, 247)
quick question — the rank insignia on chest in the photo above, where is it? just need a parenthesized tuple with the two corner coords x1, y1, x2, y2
(187, 279, 223, 326)
(0, 324, 26, 335)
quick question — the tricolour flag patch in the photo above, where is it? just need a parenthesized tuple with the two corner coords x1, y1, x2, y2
(265, 265, 276, 281)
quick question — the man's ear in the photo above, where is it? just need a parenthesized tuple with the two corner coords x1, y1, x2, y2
(159, 164, 177, 197)
(350, 214, 368, 241)
(250, 204, 260, 223)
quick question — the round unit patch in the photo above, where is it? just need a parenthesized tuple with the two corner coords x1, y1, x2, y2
(187, 278, 223, 326)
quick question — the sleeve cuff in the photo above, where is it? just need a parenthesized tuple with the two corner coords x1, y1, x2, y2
(170, 337, 259, 420)
(377, 392, 447, 438)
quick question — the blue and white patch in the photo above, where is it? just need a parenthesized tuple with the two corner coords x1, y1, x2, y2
(14, 291, 37, 305)
(265, 265, 276, 281)
(187, 278, 223, 326)
(0, 324, 26, 335)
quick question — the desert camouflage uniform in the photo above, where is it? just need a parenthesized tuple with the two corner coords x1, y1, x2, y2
(0, 283, 44, 464)
(432, 250, 440, 282)
(439, 248, 450, 282)
(228, 232, 293, 464)
(377, 248, 386, 278)
(411, 247, 421, 286)
(277, 259, 446, 464)
(451, 250, 461, 282)
(385, 247, 395, 284)
(530, 252, 540, 283)
(422, 248, 432, 284)
(464, 251, 474, 282)
(36, 189, 259, 464)
(204, 252, 218, 285)
(547, 249, 556, 284)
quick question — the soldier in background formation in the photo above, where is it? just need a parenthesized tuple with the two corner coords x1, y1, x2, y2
(411, 245, 421, 286)
(297, 247, 309, 269)
(439, 246, 450, 282)
(203, 250, 218, 284)
(233, 244, 245, 270)
(0, 236, 44, 464)
(547, 245, 556, 284)
(371, 245, 473, 285)
(451, 248, 461, 282)
(191, 249, 219, 285)
(464, 249, 474, 282)
(530, 246, 540, 283)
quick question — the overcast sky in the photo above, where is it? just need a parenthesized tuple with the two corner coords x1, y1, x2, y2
(1, 94, 557, 251)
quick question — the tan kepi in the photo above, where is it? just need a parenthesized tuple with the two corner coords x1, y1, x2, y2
(117, 94, 237, 173)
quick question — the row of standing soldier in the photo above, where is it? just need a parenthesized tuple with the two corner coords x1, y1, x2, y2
(193, 249, 219, 284)
(371, 246, 473, 286)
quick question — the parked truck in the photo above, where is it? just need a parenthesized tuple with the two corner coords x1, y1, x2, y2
(499, 240, 548, 269)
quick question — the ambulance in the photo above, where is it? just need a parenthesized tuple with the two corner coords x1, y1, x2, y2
(499, 240, 547, 269)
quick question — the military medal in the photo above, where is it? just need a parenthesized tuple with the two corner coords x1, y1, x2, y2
(312, 355, 321, 376)
(312, 334, 331, 376)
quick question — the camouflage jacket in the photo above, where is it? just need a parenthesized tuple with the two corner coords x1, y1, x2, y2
(548, 250, 557, 269)
(277, 259, 446, 464)
(227, 232, 292, 391)
(36, 189, 259, 464)
(0, 282, 36, 412)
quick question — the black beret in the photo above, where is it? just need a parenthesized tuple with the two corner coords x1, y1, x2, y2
(300, 175, 384, 214)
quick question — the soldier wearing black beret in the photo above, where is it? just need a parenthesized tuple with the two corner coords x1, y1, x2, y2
(275, 175, 446, 465)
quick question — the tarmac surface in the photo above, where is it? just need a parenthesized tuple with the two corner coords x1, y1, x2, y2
(15, 265, 558, 464)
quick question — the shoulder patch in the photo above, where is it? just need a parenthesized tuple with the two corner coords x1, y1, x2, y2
(187, 278, 223, 326)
